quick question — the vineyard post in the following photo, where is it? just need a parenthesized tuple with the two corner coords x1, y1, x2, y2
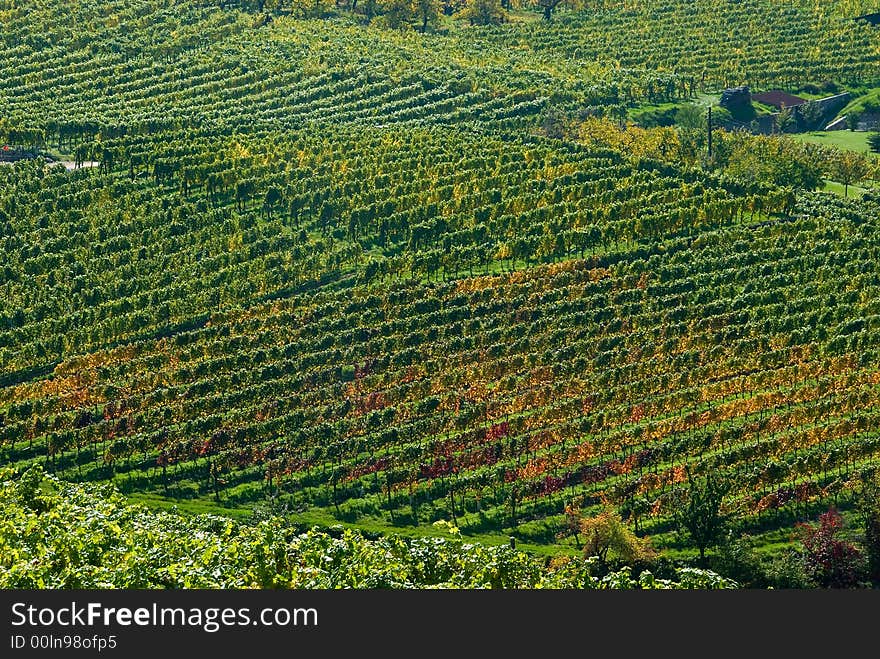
(332, 470, 340, 515)
(386, 472, 396, 522)
(510, 484, 518, 529)
(409, 475, 418, 523)
(707, 106, 713, 166)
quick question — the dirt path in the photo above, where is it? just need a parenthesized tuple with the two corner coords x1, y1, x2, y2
(54, 161, 100, 170)
(0, 159, 100, 170)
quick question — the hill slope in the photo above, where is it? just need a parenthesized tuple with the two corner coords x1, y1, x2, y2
(1, 0, 879, 566)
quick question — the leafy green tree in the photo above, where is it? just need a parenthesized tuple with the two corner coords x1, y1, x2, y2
(776, 106, 795, 133)
(413, 0, 441, 31)
(459, 0, 506, 24)
(846, 112, 861, 131)
(799, 100, 824, 130)
(830, 149, 871, 197)
(674, 469, 730, 563)
(537, 0, 566, 20)
(382, 0, 414, 27)
(675, 103, 705, 131)
(720, 132, 824, 190)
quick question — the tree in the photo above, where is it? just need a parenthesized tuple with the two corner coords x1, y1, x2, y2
(413, 0, 441, 32)
(776, 106, 795, 133)
(720, 132, 824, 191)
(868, 132, 880, 155)
(831, 150, 871, 198)
(798, 100, 824, 131)
(674, 469, 730, 563)
(459, 0, 506, 24)
(558, 501, 584, 549)
(675, 103, 705, 131)
(537, 0, 564, 20)
(264, 186, 282, 219)
(382, 0, 414, 28)
(577, 508, 654, 569)
(846, 113, 861, 132)
(796, 508, 864, 588)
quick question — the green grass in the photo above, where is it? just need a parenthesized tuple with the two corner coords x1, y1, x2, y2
(838, 86, 880, 118)
(791, 130, 873, 153)
(694, 92, 719, 107)
(751, 101, 778, 115)
(126, 491, 575, 558)
(628, 100, 690, 127)
(820, 179, 870, 198)
(791, 89, 831, 101)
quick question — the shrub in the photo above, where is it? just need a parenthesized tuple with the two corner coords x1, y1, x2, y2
(796, 508, 865, 588)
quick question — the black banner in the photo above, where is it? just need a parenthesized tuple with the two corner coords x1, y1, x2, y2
(1, 589, 878, 656)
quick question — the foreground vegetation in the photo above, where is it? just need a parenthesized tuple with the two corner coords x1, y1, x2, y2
(0, 466, 737, 588)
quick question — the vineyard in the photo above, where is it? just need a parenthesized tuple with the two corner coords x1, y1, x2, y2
(2, 0, 880, 585)
(3, 0, 880, 138)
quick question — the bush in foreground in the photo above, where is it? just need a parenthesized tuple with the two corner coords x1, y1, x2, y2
(0, 467, 735, 589)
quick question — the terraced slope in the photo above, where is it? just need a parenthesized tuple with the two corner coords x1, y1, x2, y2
(1, 0, 879, 555)
(4, 167, 879, 544)
(3, 0, 880, 137)
(0, 126, 776, 374)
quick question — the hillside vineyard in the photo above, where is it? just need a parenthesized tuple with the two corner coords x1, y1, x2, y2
(2, 0, 880, 565)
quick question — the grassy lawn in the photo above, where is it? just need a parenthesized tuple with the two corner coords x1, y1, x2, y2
(839, 86, 880, 117)
(790, 130, 873, 153)
(694, 92, 719, 107)
(126, 490, 574, 558)
(751, 101, 778, 115)
(821, 179, 870, 199)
